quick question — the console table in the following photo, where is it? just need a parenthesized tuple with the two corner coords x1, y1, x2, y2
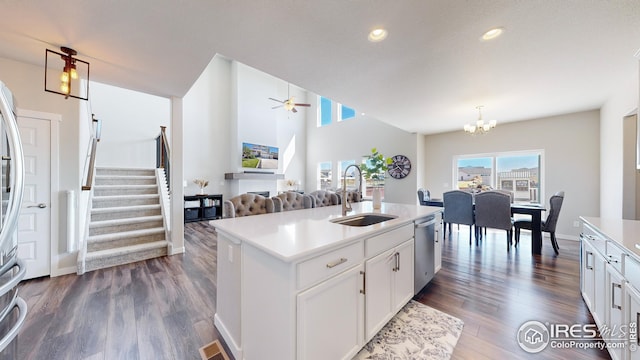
(184, 194, 223, 222)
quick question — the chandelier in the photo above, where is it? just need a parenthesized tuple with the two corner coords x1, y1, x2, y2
(464, 105, 497, 135)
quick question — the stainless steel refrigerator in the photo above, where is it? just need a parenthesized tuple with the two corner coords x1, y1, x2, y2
(0, 81, 27, 359)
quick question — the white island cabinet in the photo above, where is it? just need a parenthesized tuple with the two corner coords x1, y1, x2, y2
(212, 202, 441, 360)
(580, 217, 640, 360)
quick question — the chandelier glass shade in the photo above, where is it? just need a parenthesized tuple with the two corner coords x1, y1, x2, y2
(464, 106, 497, 135)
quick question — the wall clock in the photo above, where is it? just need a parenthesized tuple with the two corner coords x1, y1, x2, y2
(388, 155, 411, 179)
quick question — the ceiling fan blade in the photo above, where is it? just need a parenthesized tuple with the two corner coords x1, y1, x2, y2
(294, 103, 311, 107)
(292, 107, 298, 113)
(268, 97, 285, 103)
(272, 105, 284, 109)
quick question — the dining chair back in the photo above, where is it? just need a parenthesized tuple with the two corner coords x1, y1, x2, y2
(417, 188, 430, 205)
(514, 191, 565, 254)
(474, 191, 513, 249)
(443, 190, 474, 244)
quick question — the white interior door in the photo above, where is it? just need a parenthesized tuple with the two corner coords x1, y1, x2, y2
(16, 116, 51, 279)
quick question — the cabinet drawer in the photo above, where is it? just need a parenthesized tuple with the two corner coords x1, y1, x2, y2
(297, 241, 364, 290)
(626, 256, 640, 291)
(582, 224, 607, 255)
(366, 224, 414, 258)
(606, 242, 625, 274)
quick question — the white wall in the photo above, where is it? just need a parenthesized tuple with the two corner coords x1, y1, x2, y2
(183, 56, 233, 197)
(422, 110, 600, 239)
(601, 62, 639, 219)
(306, 111, 418, 205)
(0, 56, 81, 275)
(89, 82, 170, 168)
(183, 58, 308, 199)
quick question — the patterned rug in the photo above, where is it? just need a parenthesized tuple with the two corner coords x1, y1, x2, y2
(353, 300, 464, 360)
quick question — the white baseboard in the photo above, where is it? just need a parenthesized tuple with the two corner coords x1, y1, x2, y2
(51, 265, 77, 277)
(169, 246, 185, 255)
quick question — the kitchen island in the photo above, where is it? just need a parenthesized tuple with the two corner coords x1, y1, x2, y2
(579, 217, 640, 360)
(210, 201, 442, 360)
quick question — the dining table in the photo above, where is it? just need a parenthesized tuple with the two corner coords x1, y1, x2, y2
(423, 199, 546, 255)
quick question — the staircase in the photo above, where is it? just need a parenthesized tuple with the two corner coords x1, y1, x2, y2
(78, 167, 169, 274)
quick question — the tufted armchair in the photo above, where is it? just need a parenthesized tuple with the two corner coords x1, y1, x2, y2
(272, 192, 313, 212)
(335, 189, 362, 205)
(223, 193, 276, 218)
(307, 190, 340, 208)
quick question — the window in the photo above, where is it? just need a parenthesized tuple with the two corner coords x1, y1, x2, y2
(457, 157, 492, 190)
(319, 97, 332, 127)
(338, 160, 357, 189)
(496, 154, 541, 202)
(339, 104, 356, 121)
(455, 151, 542, 203)
(361, 157, 385, 198)
(318, 161, 332, 190)
(317, 96, 356, 127)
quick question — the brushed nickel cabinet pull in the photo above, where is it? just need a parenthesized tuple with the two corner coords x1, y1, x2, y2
(611, 282, 622, 310)
(360, 271, 366, 295)
(586, 251, 593, 270)
(326, 257, 347, 269)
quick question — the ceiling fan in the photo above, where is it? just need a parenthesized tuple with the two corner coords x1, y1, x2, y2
(269, 84, 310, 113)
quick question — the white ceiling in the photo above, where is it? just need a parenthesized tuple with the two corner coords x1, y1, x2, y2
(0, 1, 638, 134)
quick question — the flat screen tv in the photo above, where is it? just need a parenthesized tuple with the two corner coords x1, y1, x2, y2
(242, 142, 279, 170)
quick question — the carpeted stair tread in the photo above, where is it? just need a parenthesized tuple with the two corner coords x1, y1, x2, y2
(93, 193, 159, 200)
(91, 204, 161, 214)
(88, 226, 165, 243)
(84, 240, 168, 264)
(93, 184, 158, 189)
(95, 175, 156, 179)
(89, 215, 163, 229)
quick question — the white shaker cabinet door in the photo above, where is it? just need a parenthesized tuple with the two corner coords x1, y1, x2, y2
(393, 238, 415, 312)
(297, 263, 365, 360)
(364, 249, 395, 341)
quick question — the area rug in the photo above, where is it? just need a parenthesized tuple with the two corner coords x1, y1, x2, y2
(353, 300, 464, 360)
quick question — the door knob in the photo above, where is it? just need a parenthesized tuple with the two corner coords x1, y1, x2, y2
(27, 203, 46, 209)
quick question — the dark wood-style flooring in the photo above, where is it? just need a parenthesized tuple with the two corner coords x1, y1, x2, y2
(15, 222, 610, 359)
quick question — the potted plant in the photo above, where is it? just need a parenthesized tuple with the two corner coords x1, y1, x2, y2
(360, 148, 392, 209)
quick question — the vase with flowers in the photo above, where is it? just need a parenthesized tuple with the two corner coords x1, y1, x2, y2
(360, 148, 392, 209)
(193, 178, 209, 195)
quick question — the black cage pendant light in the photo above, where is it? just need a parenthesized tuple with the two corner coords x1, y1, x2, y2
(44, 46, 90, 100)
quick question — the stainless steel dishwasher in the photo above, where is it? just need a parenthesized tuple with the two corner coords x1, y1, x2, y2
(414, 214, 438, 294)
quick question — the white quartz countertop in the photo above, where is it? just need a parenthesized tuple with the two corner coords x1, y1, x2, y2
(210, 202, 441, 262)
(580, 216, 640, 259)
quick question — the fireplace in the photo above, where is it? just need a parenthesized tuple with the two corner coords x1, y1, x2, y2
(247, 191, 270, 197)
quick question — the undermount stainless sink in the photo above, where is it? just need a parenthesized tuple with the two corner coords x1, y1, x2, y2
(330, 213, 398, 227)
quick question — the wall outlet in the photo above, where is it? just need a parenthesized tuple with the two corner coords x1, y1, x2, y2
(228, 245, 233, 262)
(573, 220, 580, 228)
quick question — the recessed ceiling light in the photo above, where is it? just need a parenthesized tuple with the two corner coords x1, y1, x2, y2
(481, 27, 504, 41)
(368, 28, 388, 42)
